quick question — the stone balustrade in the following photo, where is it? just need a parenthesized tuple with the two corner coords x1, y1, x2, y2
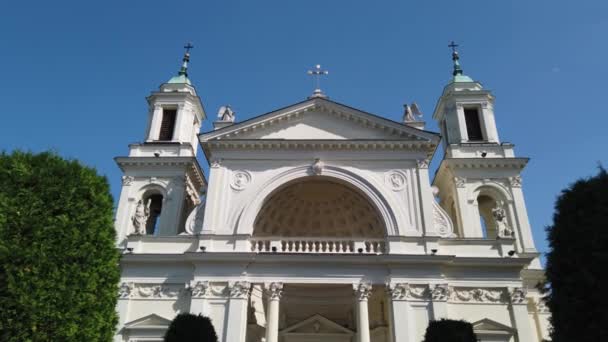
(250, 237, 386, 254)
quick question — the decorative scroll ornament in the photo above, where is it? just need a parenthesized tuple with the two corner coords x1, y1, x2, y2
(231, 171, 252, 191)
(509, 176, 522, 188)
(433, 201, 456, 238)
(385, 171, 407, 191)
(131, 199, 151, 235)
(189, 281, 210, 298)
(492, 201, 514, 238)
(311, 158, 324, 175)
(118, 282, 133, 298)
(509, 287, 527, 305)
(229, 281, 251, 299)
(184, 200, 206, 235)
(122, 176, 134, 186)
(454, 177, 466, 188)
(450, 287, 506, 303)
(353, 282, 372, 301)
(430, 284, 450, 301)
(265, 282, 283, 300)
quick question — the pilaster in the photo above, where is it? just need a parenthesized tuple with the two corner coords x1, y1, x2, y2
(429, 284, 449, 319)
(224, 281, 251, 342)
(508, 287, 535, 342)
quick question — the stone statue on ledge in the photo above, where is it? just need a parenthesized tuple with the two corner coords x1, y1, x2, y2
(132, 199, 151, 235)
(492, 201, 513, 238)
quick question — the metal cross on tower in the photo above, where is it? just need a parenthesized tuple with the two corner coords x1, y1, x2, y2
(184, 42, 194, 54)
(448, 41, 459, 53)
(178, 42, 193, 77)
(307, 64, 329, 97)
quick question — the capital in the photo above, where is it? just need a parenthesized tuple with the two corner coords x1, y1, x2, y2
(264, 282, 283, 301)
(353, 282, 372, 301)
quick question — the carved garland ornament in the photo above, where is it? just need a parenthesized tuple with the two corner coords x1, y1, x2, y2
(430, 284, 450, 301)
(509, 287, 527, 305)
(387, 283, 430, 301)
(118, 283, 188, 299)
(188, 281, 210, 298)
(450, 287, 507, 303)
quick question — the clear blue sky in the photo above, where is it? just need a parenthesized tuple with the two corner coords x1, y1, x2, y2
(1, 0, 607, 259)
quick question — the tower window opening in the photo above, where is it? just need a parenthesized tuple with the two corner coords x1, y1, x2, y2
(145, 194, 163, 235)
(464, 107, 484, 141)
(158, 108, 177, 141)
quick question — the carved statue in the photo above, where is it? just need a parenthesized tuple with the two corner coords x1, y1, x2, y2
(132, 199, 151, 235)
(492, 201, 513, 238)
(217, 105, 235, 122)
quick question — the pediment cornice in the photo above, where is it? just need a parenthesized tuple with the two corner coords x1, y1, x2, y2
(199, 98, 439, 143)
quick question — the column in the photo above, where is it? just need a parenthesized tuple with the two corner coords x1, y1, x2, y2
(386, 283, 416, 342)
(429, 284, 449, 319)
(264, 283, 283, 342)
(225, 281, 251, 342)
(188, 281, 210, 315)
(509, 287, 535, 342)
(353, 282, 372, 342)
(147, 104, 163, 141)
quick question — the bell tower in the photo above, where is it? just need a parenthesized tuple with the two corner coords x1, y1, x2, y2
(113, 44, 207, 246)
(432, 43, 539, 262)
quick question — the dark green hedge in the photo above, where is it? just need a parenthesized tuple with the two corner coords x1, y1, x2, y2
(422, 319, 477, 342)
(545, 167, 608, 341)
(0, 151, 120, 341)
(164, 313, 218, 342)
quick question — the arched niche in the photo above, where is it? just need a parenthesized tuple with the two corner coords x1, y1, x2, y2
(253, 178, 384, 238)
(233, 165, 397, 236)
(469, 184, 513, 239)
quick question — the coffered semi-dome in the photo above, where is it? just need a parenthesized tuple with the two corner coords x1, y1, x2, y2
(253, 178, 384, 238)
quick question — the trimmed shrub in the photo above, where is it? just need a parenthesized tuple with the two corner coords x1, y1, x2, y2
(0, 151, 120, 341)
(545, 167, 608, 341)
(422, 319, 477, 342)
(164, 313, 218, 342)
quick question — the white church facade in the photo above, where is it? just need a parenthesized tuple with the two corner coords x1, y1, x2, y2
(113, 46, 551, 342)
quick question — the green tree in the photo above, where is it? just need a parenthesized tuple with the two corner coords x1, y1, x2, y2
(0, 151, 120, 341)
(164, 313, 218, 342)
(545, 167, 608, 341)
(422, 319, 477, 342)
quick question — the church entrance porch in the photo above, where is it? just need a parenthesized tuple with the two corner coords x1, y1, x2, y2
(247, 283, 389, 342)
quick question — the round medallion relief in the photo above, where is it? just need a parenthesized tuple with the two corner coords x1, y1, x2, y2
(231, 170, 252, 191)
(385, 170, 407, 191)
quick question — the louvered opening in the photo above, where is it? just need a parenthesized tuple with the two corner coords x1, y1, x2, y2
(158, 109, 177, 141)
(464, 107, 484, 141)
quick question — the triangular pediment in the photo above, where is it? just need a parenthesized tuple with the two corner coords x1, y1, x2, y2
(124, 314, 172, 330)
(472, 318, 514, 334)
(281, 314, 354, 335)
(200, 98, 439, 143)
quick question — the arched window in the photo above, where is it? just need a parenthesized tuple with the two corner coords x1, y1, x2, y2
(145, 194, 163, 235)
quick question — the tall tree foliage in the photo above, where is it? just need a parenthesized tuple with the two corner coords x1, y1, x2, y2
(545, 167, 608, 341)
(164, 313, 218, 342)
(0, 151, 120, 341)
(422, 319, 478, 342)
